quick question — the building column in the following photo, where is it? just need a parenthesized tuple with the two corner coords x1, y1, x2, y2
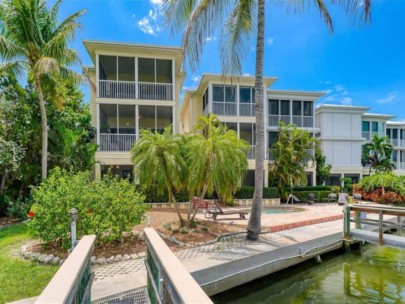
(312, 171, 317, 186)
(264, 164, 269, 187)
(95, 163, 101, 180)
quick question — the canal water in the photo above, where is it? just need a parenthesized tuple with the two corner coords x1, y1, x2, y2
(212, 244, 405, 304)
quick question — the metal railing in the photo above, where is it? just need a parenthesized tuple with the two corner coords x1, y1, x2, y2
(292, 115, 302, 127)
(399, 162, 405, 170)
(99, 134, 136, 151)
(99, 80, 137, 99)
(138, 82, 173, 101)
(362, 132, 371, 140)
(98, 80, 173, 101)
(303, 116, 314, 128)
(389, 138, 399, 146)
(144, 228, 213, 304)
(212, 102, 237, 116)
(239, 103, 255, 116)
(246, 145, 256, 159)
(34, 235, 96, 304)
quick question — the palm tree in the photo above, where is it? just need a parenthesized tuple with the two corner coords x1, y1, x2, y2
(362, 135, 395, 174)
(269, 122, 317, 201)
(132, 127, 188, 225)
(163, 0, 371, 240)
(0, 0, 86, 179)
(186, 114, 249, 223)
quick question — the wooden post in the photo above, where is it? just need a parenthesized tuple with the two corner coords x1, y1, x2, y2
(379, 210, 384, 245)
(398, 216, 402, 235)
(344, 205, 351, 240)
(355, 211, 361, 229)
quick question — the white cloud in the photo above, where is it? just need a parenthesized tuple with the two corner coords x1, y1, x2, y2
(320, 83, 353, 105)
(150, 0, 163, 4)
(191, 76, 201, 82)
(267, 37, 275, 45)
(340, 97, 352, 105)
(243, 73, 251, 77)
(205, 36, 216, 42)
(377, 92, 397, 105)
(136, 1, 162, 35)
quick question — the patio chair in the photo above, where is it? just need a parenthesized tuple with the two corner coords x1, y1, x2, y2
(353, 193, 362, 203)
(328, 193, 337, 203)
(206, 200, 248, 221)
(307, 193, 318, 204)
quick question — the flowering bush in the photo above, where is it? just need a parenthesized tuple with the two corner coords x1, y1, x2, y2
(379, 191, 404, 204)
(30, 168, 147, 249)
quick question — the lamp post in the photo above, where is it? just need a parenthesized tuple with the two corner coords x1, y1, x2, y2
(69, 208, 78, 251)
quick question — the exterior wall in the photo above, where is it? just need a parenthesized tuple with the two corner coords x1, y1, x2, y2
(386, 123, 405, 175)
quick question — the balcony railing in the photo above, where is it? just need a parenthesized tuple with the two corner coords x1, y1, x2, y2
(269, 115, 313, 128)
(362, 132, 370, 140)
(138, 82, 173, 101)
(362, 132, 388, 140)
(400, 162, 405, 170)
(246, 145, 256, 159)
(99, 80, 137, 99)
(99, 134, 136, 151)
(213, 102, 237, 116)
(239, 103, 255, 116)
(389, 138, 399, 146)
(98, 80, 173, 101)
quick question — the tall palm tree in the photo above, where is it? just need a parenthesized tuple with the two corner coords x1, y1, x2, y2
(362, 135, 395, 174)
(0, 0, 86, 179)
(132, 127, 188, 225)
(163, 0, 371, 240)
(187, 114, 249, 222)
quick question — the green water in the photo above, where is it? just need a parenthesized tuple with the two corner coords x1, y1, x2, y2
(212, 245, 405, 304)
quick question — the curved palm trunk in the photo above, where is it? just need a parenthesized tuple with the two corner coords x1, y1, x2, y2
(247, 0, 265, 241)
(34, 75, 48, 180)
(169, 187, 185, 226)
(190, 183, 208, 223)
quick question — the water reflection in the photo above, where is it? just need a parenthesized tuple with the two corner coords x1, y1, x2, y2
(213, 245, 405, 304)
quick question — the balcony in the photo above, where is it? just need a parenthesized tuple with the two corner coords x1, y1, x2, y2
(269, 115, 313, 128)
(400, 162, 405, 170)
(99, 134, 136, 151)
(239, 104, 255, 117)
(246, 146, 256, 159)
(98, 80, 173, 101)
(213, 102, 237, 116)
(362, 131, 388, 141)
(389, 138, 399, 147)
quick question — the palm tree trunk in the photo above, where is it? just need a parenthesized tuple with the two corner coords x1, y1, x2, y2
(0, 174, 6, 195)
(247, 0, 265, 241)
(168, 186, 184, 226)
(190, 183, 208, 222)
(34, 75, 48, 180)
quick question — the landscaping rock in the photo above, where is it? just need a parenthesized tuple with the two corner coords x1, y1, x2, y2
(106, 256, 114, 263)
(30, 253, 39, 261)
(91, 256, 96, 264)
(52, 257, 60, 265)
(114, 255, 123, 262)
(96, 257, 106, 265)
(123, 254, 130, 260)
(130, 253, 138, 259)
(23, 251, 32, 259)
(38, 254, 48, 263)
(59, 259, 65, 266)
(45, 254, 55, 264)
(138, 252, 146, 258)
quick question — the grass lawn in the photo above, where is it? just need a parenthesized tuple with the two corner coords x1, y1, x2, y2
(0, 223, 58, 304)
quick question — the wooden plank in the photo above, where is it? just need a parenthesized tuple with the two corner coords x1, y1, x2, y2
(351, 229, 405, 249)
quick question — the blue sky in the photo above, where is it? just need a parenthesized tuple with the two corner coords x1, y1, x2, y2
(60, 0, 405, 121)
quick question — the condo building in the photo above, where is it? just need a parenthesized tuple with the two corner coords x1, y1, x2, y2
(84, 40, 404, 185)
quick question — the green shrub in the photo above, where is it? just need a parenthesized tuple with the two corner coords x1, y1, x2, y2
(293, 191, 332, 201)
(30, 168, 148, 249)
(0, 195, 11, 216)
(7, 196, 33, 220)
(358, 174, 405, 196)
(291, 186, 339, 193)
(234, 187, 279, 199)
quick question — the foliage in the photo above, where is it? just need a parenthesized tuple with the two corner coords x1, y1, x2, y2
(293, 191, 333, 202)
(379, 192, 404, 204)
(269, 122, 317, 201)
(234, 187, 278, 199)
(0, 195, 11, 217)
(30, 168, 147, 249)
(357, 174, 405, 195)
(7, 196, 33, 220)
(0, 138, 25, 194)
(0, 223, 58, 303)
(291, 186, 339, 193)
(362, 135, 395, 174)
(315, 146, 332, 185)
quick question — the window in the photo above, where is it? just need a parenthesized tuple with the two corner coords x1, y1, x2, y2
(362, 121, 370, 132)
(139, 106, 173, 133)
(393, 150, 398, 162)
(393, 129, 398, 139)
(303, 101, 313, 116)
(118, 57, 135, 81)
(118, 105, 135, 134)
(240, 87, 255, 104)
(224, 122, 237, 132)
(202, 89, 208, 111)
(225, 86, 236, 102)
(372, 122, 378, 132)
(240, 123, 255, 145)
(138, 58, 172, 83)
(100, 104, 118, 133)
(293, 101, 301, 116)
(281, 100, 290, 115)
(269, 100, 279, 115)
(213, 85, 224, 102)
(268, 132, 278, 148)
(99, 56, 117, 81)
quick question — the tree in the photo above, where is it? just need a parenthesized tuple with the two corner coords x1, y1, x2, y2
(362, 135, 395, 174)
(0, 139, 24, 195)
(269, 123, 317, 202)
(315, 145, 331, 185)
(163, 0, 371, 240)
(132, 127, 188, 225)
(186, 115, 249, 223)
(0, 0, 86, 179)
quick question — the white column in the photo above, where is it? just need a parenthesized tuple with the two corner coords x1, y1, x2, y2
(135, 57, 138, 99)
(135, 105, 139, 140)
(172, 59, 175, 101)
(236, 84, 240, 117)
(172, 106, 176, 134)
(208, 83, 213, 114)
(96, 103, 100, 150)
(96, 54, 99, 98)
(95, 163, 101, 180)
(263, 86, 268, 159)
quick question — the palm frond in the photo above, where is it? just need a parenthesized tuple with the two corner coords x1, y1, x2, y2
(0, 61, 27, 78)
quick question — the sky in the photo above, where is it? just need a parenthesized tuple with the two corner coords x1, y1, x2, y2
(58, 0, 405, 121)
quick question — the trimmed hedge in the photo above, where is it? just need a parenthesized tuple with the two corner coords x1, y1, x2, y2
(139, 186, 279, 203)
(291, 186, 339, 193)
(293, 191, 333, 201)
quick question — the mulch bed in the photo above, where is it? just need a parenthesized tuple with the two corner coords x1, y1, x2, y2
(0, 216, 20, 229)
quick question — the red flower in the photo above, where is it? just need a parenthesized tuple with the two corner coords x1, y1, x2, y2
(87, 209, 92, 215)
(28, 211, 35, 218)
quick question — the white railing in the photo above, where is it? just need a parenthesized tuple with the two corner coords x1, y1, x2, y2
(98, 80, 136, 99)
(292, 115, 303, 127)
(389, 138, 399, 146)
(303, 116, 314, 128)
(239, 103, 255, 116)
(268, 115, 279, 127)
(138, 82, 173, 101)
(213, 102, 237, 116)
(362, 132, 371, 140)
(246, 145, 256, 159)
(400, 162, 405, 170)
(280, 115, 291, 125)
(401, 140, 405, 147)
(99, 134, 136, 151)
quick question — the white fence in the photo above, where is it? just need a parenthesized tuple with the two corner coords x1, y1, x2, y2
(99, 134, 136, 151)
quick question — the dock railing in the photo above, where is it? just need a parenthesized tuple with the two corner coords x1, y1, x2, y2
(144, 228, 213, 304)
(34, 235, 96, 304)
(344, 204, 405, 247)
